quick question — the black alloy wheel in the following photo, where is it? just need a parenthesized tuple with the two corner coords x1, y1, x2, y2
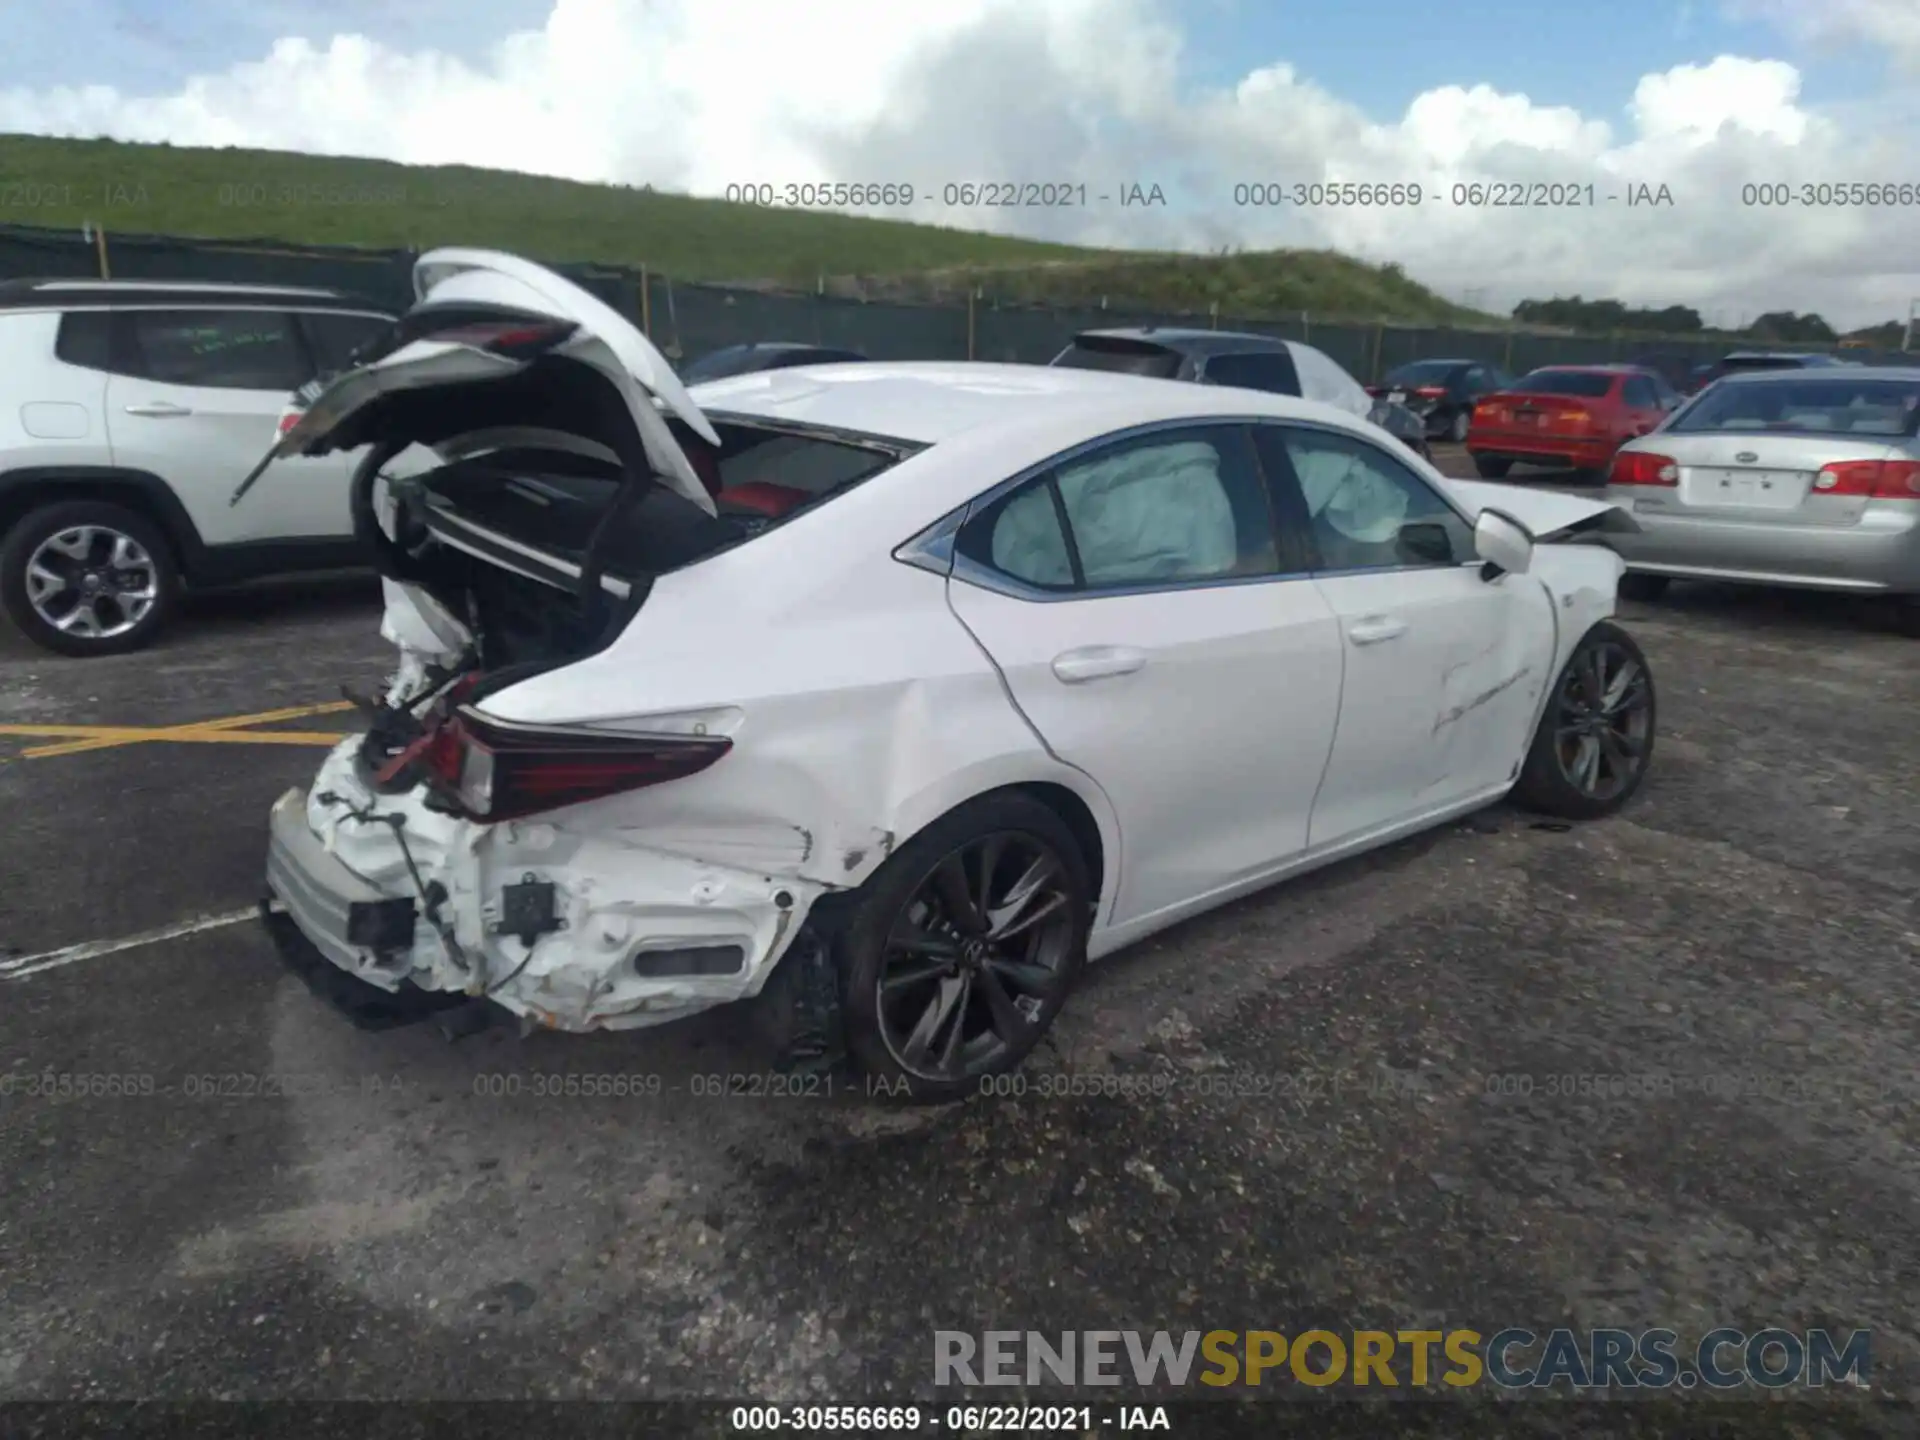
(839, 791, 1091, 1101)
(1513, 620, 1657, 819)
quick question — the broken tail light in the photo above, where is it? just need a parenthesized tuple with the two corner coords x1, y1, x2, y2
(1812, 459, 1920, 498)
(1610, 451, 1679, 486)
(421, 710, 731, 822)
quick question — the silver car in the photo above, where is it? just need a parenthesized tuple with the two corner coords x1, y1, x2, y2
(1603, 366, 1920, 631)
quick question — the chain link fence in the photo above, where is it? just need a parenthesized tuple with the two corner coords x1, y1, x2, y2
(0, 221, 1886, 383)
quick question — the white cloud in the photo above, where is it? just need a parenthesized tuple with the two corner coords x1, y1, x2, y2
(0, 0, 1914, 327)
(1725, 0, 1920, 73)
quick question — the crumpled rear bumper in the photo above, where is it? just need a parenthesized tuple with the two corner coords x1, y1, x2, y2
(264, 770, 824, 1033)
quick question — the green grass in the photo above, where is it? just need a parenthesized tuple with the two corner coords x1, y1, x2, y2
(853, 252, 1492, 325)
(0, 133, 1495, 324)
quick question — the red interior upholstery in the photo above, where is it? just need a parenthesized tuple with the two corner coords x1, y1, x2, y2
(687, 442, 723, 498)
(720, 481, 811, 517)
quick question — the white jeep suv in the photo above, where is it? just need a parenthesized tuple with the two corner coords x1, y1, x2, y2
(0, 278, 395, 655)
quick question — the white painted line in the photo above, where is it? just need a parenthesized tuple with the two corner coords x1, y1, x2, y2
(1, 907, 259, 981)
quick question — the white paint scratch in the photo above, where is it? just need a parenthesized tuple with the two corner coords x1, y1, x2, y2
(1, 908, 259, 981)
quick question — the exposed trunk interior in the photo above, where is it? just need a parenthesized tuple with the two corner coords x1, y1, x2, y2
(372, 361, 920, 675)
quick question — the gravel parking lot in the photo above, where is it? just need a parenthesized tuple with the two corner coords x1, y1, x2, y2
(1, 449, 1914, 1428)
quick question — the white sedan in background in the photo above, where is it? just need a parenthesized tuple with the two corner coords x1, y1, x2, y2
(244, 251, 1658, 1100)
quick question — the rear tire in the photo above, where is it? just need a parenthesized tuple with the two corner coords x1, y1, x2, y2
(1449, 409, 1470, 443)
(1473, 456, 1513, 479)
(1512, 621, 1656, 821)
(0, 500, 179, 657)
(1892, 596, 1920, 638)
(839, 791, 1092, 1103)
(1618, 573, 1671, 602)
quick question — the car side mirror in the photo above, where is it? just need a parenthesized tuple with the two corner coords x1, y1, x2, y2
(1397, 521, 1455, 566)
(1474, 508, 1534, 578)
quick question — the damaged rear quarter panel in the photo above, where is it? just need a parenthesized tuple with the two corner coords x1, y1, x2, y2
(475, 531, 1119, 903)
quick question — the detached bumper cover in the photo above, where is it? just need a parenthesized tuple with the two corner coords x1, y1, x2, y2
(267, 788, 425, 981)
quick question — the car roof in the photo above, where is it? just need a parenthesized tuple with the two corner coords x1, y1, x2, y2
(691, 359, 1344, 445)
(0, 277, 388, 312)
(698, 341, 849, 357)
(1390, 357, 1475, 366)
(1721, 350, 1829, 360)
(1522, 363, 1648, 374)
(1069, 326, 1289, 355)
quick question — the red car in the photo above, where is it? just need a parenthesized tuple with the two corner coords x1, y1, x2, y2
(1466, 364, 1678, 480)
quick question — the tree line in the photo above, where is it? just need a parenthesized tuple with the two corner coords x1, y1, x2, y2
(1511, 296, 1901, 345)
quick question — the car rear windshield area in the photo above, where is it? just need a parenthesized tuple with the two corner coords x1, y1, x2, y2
(416, 416, 911, 578)
(1385, 361, 1459, 386)
(1511, 370, 1615, 397)
(1051, 336, 1182, 379)
(1668, 377, 1920, 436)
(1721, 355, 1828, 372)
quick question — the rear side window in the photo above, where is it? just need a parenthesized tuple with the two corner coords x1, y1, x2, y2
(957, 424, 1283, 592)
(1513, 370, 1615, 398)
(54, 311, 114, 371)
(300, 310, 392, 377)
(121, 309, 307, 390)
(1204, 351, 1300, 395)
(1050, 336, 1182, 379)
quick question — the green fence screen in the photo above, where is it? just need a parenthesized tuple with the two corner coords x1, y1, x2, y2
(0, 222, 1886, 382)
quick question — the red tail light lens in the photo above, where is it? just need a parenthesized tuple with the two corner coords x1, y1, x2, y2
(1610, 451, 1679, 486)
(1813, 459, 1920, 498)
(426, 710, 730, 822)
(420, 319, 579, 360)
(1414, 386, 1447, 398)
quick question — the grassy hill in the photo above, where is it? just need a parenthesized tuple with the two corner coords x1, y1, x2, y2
(0, 134, 1493, 324)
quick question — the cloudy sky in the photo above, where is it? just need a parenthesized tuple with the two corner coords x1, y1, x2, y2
(1, 0, 1914, 326)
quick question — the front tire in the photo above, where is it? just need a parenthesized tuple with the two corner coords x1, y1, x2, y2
(1473, 455, 1513, 479)
(0, 501, 179, 657)
(1512, 621, 1656, 820)
(840, 791, 1091, 1103)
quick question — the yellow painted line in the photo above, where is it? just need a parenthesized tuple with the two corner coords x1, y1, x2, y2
(0, 699, 360, 760)
(22, 728, 348, 755)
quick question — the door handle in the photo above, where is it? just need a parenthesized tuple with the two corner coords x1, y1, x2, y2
(123, 402, 193, 417)
(1347, 615, 1407, 645)
(1051, 645, 1146, 683)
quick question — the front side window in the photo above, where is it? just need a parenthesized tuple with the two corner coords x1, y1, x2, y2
(122, 309, 307, 390)
(956, 425, 1283, 592)
(1622, 377, 1657, 408)
(1257, 425, 1474, 573)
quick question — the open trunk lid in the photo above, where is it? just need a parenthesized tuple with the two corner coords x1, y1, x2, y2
(231, 247, 718, 513)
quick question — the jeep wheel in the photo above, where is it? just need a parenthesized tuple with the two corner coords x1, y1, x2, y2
(0, 501, 179, 656)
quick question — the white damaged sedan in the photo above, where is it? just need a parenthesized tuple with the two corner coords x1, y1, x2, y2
(247, 250, 1656, 1099)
